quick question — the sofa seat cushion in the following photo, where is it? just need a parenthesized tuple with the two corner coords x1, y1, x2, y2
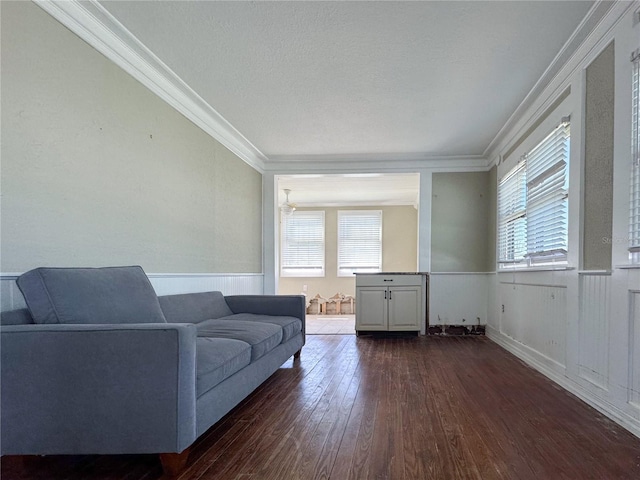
(196, 319, 283, 362)
(16, 266, 166, 325)
(221, 313, 302, 343)
(197, 337, 251, 397)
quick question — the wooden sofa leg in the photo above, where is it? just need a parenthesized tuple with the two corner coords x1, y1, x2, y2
(294, 349, 301, 359)
(159, 449, 190, 476)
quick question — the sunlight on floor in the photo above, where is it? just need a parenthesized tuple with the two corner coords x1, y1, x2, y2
(306, 314, 355, 335)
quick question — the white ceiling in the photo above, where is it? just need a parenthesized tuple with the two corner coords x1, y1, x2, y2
(93, 1, 595, 206)
(99, 0, 594, 161)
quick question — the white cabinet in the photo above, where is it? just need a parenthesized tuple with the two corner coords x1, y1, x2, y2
(355, 273, 427, 334)
(355, 287, 387, 330)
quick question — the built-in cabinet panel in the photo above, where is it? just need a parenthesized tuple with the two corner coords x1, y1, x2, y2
(355, 287, 388, 330)
(388, 287, 421, 330)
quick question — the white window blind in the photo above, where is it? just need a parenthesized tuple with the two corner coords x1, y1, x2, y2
(281, 211, 325, 277)
(337, 210, 382, 276)
(498, 119, 571, 269)
(498, 161, 527, 264)
(630, 49, 640, 258)
(525, 121, 570, 262)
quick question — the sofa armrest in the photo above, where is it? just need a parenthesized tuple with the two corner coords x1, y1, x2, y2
(1, 323, 197, 455)
(224, 295, 306, 343)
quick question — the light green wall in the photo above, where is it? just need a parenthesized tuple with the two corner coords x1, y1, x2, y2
(0, 1, 262, 273)
(278, 206, 418, 298)
(431, 172, 493, 272)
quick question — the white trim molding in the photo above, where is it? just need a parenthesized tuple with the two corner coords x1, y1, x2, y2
(34, 0, 267, 173)
(265, 154, 492, 174)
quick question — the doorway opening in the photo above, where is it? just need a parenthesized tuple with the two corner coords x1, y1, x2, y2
(276, 173, 420, 335)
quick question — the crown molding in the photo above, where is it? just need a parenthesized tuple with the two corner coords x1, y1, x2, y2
(266, 153, 492, 173)
(34, 0, 267, 173)
(483, 0, 617, 161)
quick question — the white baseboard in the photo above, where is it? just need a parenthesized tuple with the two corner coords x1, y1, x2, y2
(487, 325, 640, 439)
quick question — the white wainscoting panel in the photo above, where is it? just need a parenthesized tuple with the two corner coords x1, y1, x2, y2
(630, 291, 640, 410)
(578, 274, 611, 390)
(499, 282, 567, 368)
(486, 274, 499, 329)
(0, 275, 26, 312)
(147, 273, 263, 297)
(429, 273, 490, 325)
(0, 273, 264, 312)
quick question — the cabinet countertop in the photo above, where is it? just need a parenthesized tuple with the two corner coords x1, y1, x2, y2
(355, 272, 429, 276)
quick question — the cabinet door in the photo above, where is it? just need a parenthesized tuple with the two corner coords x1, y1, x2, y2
(355, 287, 387, 330)
(388, 286, 421, 330)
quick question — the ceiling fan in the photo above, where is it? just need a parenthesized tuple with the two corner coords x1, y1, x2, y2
(281, 189, 297, 216)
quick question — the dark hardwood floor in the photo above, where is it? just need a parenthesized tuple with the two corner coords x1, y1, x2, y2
(3, 335, 640, 479)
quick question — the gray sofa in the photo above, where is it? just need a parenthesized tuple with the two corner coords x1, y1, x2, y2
(0, 266, 305, 474)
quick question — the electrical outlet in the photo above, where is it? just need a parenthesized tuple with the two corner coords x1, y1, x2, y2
(302, 284, 308, 292)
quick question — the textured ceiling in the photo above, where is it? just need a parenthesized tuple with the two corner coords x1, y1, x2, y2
(100, 0, 594, 160)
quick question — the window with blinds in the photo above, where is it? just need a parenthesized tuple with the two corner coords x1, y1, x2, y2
(525, 121, 570, 262)
(280, 211, 325, 277)
(498, 120, 570, 268)
(498, 161, 527, 264)
(630, 49, 640, 261)
(337, 210, 382, 276)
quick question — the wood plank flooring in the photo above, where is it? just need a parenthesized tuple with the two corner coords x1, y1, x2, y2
(3, 335, 640, 480)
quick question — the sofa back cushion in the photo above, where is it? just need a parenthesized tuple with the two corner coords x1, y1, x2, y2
(16, 266, 167, 325)
(158, 291, 233, 324)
